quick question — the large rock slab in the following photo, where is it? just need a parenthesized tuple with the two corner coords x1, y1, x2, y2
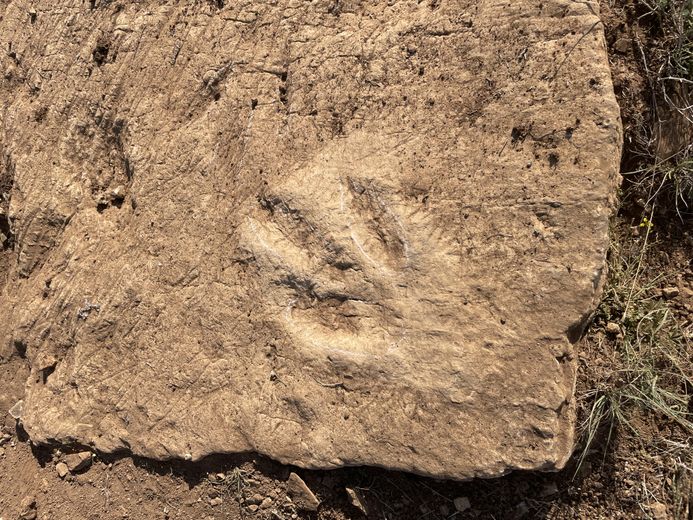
(0, 0, 621, 479)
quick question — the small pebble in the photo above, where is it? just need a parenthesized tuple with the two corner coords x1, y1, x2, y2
(605, 322, 620, 335)
(55, 462, 69, 479)
(209, 497, 223, 507)
(649, 502, 668, 519)
(662, 286, 679, 299)
(260, 497, 273, 509)
(454, 496, 471, 512)
(247, 494, 263, 505)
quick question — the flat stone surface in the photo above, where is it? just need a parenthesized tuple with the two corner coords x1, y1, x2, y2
(287, 473, 320, 512)
(0, 0, 621, 479)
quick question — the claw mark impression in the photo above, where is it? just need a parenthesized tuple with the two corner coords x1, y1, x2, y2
(240, 139, 459, 360)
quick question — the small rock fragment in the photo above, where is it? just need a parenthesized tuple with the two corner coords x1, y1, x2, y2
(19, 496, 37, 520)
(247, 494, 263, 505)
(287, 472, 320, 512)
(8, 400, 23, 420)
(64, 451, 92, 472)
(649, 502, 668, 519)
(55, 462, 69, 479)
(209, 497, 223, 507)
(613, 37, 630, 54)
(111, 185, 126, 202)
(662, 286, 679, 299)
(346, 488, 368, 515)
(260, 497, 273, 509)
(247, 504, 259, 513)
(605, 322, 620, 335)
(454, 496, 471, 512)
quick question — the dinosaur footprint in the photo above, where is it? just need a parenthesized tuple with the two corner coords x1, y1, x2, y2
(239, 138, 460, 361)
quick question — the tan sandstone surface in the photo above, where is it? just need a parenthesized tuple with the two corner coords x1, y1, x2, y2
(0, 0, 621, 480)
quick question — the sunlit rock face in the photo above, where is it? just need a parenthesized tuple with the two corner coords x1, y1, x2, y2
(0, 0, 621, 479)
